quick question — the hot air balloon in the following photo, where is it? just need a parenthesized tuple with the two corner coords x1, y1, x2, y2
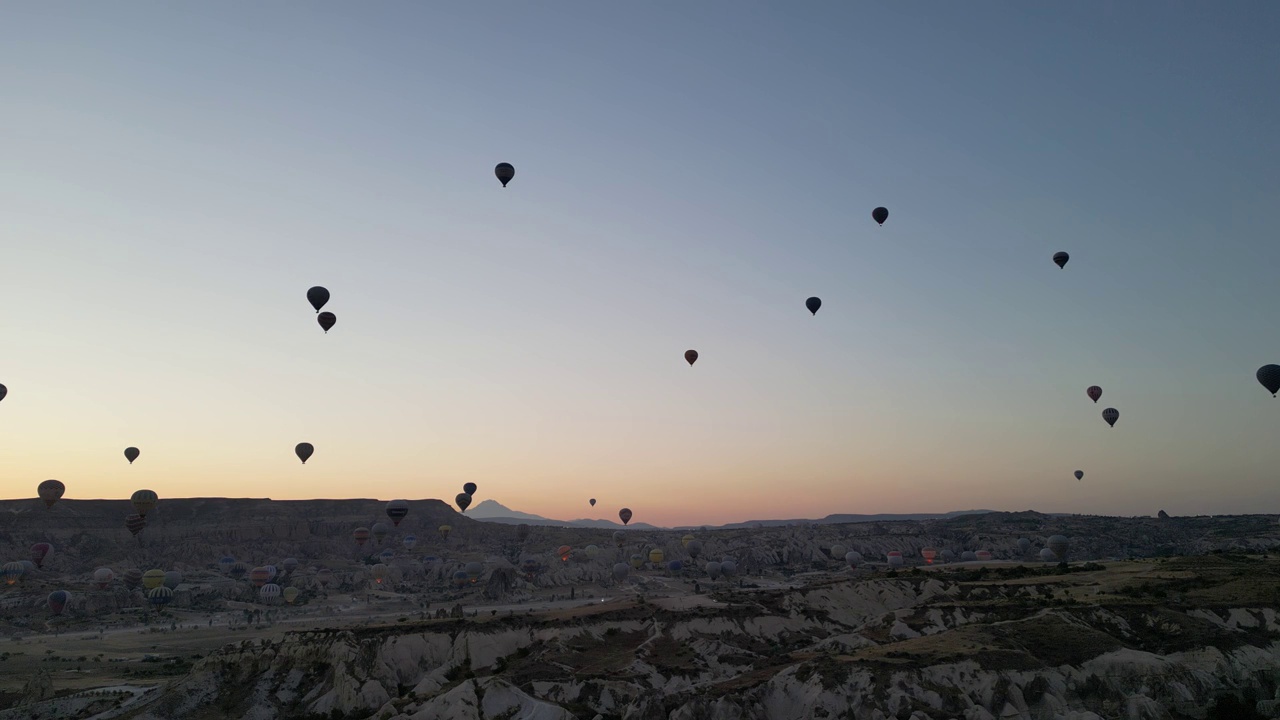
(629, 554, 645, 569)
(283, 586, 300, 604)
(886, 551, 904, 568)
(684, 350, 698, 366)
(463, 482, 478, 496)
(125, 514, 146, 536)
(295, 443, 314, 464)
(494, 163, 515, 187)
(1086, 386, 1102, 403)
(961, 551, 977, 562)
(131, 489, 157, 516)
(455, 493, 471, 512)
(37, 480, 64, 509)
(465, 561, 483, 583)
(648, 549, 664, 565)
(613, 531, 626, 548)
(30, 543, 52, 569)
(316, 568, 333, 586)
(1257, 365, 1280, 397)
(307, 286, 330, 313)
(872, 207, 888, 225)
(352, 527, 370, 546)
(706, 561, 723, 580)
(386, 499, 409, 526)
(1074, 470, 1084, 481)
(686, 539, 703, 559)
(516, 524, 530, 541)
(2, 562, 24, 585)
(720, 559, 737, 576)
(438, 525, 452, 541)
(806, 297, 822, 316)
(1017, 538, 1031, 554)
(612, 563, 629, 581)
(142, 569, 166, 591)
(249, 567, 270, 587)
(584, 545, 600, 559)
(147, 586, 174, 607)
(921, 547, 938, 564)
(48, 590, 70, 615)
(1053, 251, 1069, 269)
(681, 534, 694, 548)
(402, 534, 418, 550)
(589, 498, 596, 507)
(1047, 535, 1069, 562)
(845, 551, 862, 569)
(93, 567, 115, 589)
(317, 312, 336, 333)
(0, 384, 6, 402)
(557, 545, 572, 562)
(618, 508, 632, 525)
(230, 562, 247, 580)
(122, 568, 143, 588)
(371, 522, 390, 544)
(163, 571, 182, 590)
(1102, 408, 1119, 427)
(830, 544, 847, 560)
(282, 558, 298, 575)
(124, 447, 140, 464)
(1040, 548, 1057, 562)
(668, 560, 683, 572)
(260, 583, 283, 603)
(370, 564, 389, 584)
(975, 550, 993, 562)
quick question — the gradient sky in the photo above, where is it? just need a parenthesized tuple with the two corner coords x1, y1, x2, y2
(2, 3, 1278, 527)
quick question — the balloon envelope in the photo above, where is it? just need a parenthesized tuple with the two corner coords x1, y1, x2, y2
(0, 383, 6, 402)
(463, 482, 478, 496)
(37, 480, 65, 509)
(307, 286, 330, 313)
(589, 498, 596, 507)
(495, 162, 515, 187)
(1053, 251, 1069, 269)
(618, 508, 633, 525)
(317, 312, 336, 333)
(295, 443, 314, 464)
(385, 499, 409, 526)
(806, 297, 821, 315)
(684, 350, 698, 366)
(1102, 408, 1119, 427)
(1257, 364, 1280, 397)
(872, 207, 888, 225)
(1086, 386, 1102, 403)
(124, 447, 140, 464)
(1074, 470, 1084, 480)
(130, 490, 158, 516)
(455, 493, 472, 512)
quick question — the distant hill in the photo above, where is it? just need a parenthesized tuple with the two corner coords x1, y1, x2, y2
(466, 499, 662, 530)
(467, 499, 997, 531)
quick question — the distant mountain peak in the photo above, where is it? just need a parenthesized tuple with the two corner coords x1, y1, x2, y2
(467, 499, 550, 521)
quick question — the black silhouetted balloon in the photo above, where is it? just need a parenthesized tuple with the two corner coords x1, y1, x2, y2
(619, 508, 633, 525)
(455, 492, 472, 512)
(872, 207, 888, 226)
(295, 443, 314, 464)
(463, 482, 477, 496)
(1053, 252, 1069, 269)
(806, 297, 821, 316)
(125, 514, 146, 536)
(1257, 365, 1280, 397)
(685, 350, 698, 366)
(307, 286, 329, 313)
(317, 312, 336, 333)
(0, 383, 7, 403)
(495, 163, 515, 187)
(124, 447, 140, 464)
(1102, 408, 1119, 427)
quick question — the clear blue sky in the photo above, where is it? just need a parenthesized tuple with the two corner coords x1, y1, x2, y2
(1, 2, 1277, 526)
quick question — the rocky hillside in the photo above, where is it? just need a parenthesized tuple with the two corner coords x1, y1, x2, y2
(99, 554, 1280, 719)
